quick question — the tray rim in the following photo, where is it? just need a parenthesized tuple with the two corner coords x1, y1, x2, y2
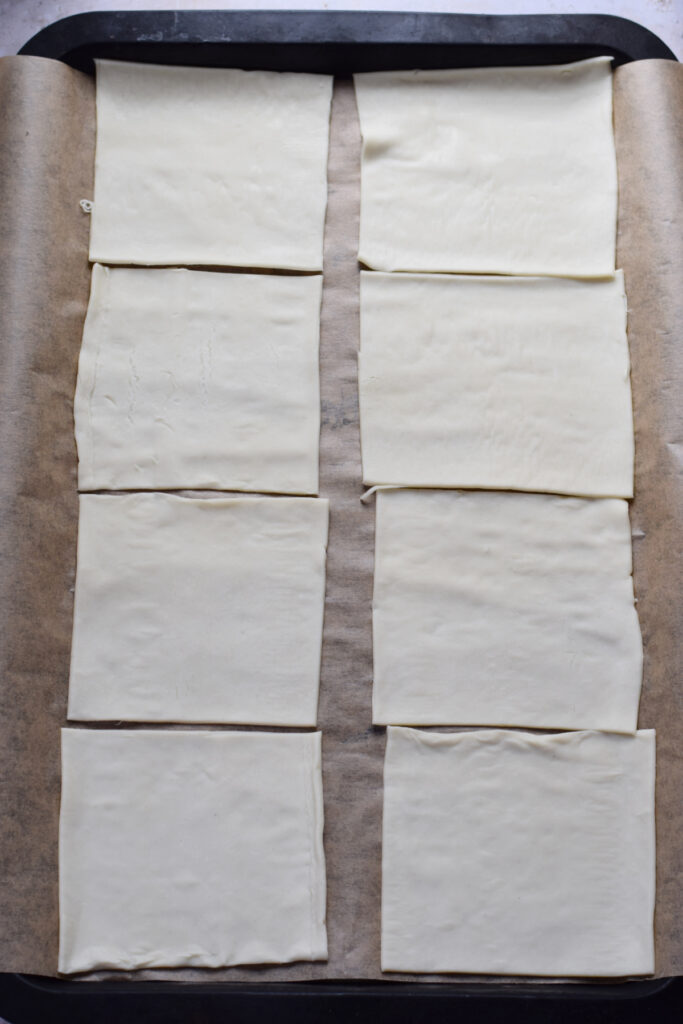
(18, 9, 679, 67)
(0, 972, 680, 1023)
(5, 7, 680, 1020)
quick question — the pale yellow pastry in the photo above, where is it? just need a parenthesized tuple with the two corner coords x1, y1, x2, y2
(75, 265, 322, 494)
(382, 727, 655, 977)
(68, 493, 328, 725)
(59, 729, 327, 972)
(359, 271, 633, 498)
(90, 61, 332, 269)
(355, 58, 616, 275)
(373, 489, 642, 732)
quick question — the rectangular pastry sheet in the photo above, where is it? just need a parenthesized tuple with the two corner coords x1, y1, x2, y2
(68, 494, 328, 726)
(354, 59, 617, 276)
(358, 271, 633, 497)
(0, 55, 680, 981)
(59, 729, 327, 973)
(75, 265, 322, 494)
(372, 490, 642, 733)
(90, 61, 333, 270)
(382, 727, 655, 977)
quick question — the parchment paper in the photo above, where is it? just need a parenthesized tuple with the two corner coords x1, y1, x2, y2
(0, 55, 680, 982)
(614, 59, 683, 980)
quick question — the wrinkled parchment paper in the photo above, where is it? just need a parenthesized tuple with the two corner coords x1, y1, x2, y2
(0, 55, 680, 981)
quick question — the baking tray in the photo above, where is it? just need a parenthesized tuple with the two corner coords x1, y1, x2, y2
(2, 9, 680, 1024)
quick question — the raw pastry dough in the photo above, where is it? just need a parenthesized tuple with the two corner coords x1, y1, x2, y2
(354, 58, 617, 275)
(373, 489, 642, 732)
(75, 265, 322, 494)
(382, 727, 655, 977)
(68, 493, 328, 725)
(90, 60, 332, 270)
(359, 271, 634, 498)
(59, 728, 327, 973)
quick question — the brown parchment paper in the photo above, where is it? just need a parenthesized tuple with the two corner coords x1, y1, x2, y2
(614, 59, 683, 979)
(0, 55, 680, 983)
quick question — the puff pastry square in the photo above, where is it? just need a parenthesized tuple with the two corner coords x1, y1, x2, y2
(354, 58, 617, 275)
(68, 494, 328, 725)
(382, 727, 655, 977)
(372, 489, 642, 731)
(59, 728, 327, 973)
(75, 265, 321, 494)
(90, 61, 332, 270)
(359, 271, 634, 498)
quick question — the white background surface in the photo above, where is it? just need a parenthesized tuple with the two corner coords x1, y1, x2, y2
(0, 1, 681, 59)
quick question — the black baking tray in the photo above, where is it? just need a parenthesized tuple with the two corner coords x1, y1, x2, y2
(3, 9, 680, 1024)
